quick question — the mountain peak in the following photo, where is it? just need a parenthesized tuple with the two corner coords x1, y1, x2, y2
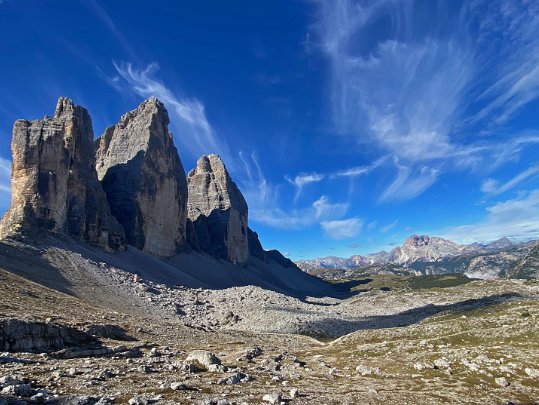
(187, 154, 249, 265)
(53, 96, 76, 118)
(404, 234, 431, 247)
(487, 237, 514, 249)
(95, 98, 188, 257)
(0, 97, 125, 251)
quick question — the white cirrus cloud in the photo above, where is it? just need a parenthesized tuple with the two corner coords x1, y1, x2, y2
(379, 160, 439, 203)
(333, 165, 371, 178)
(471, 0, 539, 125)
(109, 61, 235, 170)
(441, 189, 539, 244)
(251, 195, 349, 230)
(379, 219, 398, 233)
(314, 0, 539, 201)
(481, 163, 539, 196)
(320, 218, 363, 240)
(285, 172, 325, 201)
(237, 150, 280, 216)
(237, 153, 348, 230)
(331, 156, 387, 178)
(86, 0, 137, 61)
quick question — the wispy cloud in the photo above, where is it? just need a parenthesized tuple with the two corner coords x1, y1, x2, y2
(86, 0, 138, 61)
(316, 0, 473, 162)
(0, 157, 11, 213)
(367, 220, 378, 231)
(379, 219, 398, 233)
(285, 172, 325, 201)
(252, 195, 349, 230)
(332, 166, 371, 177)
(471, 0, 539, 125)
(379, 160, 439, 203)
(331, 157, 386, 178)
(481, 163, 539, 195)
(314, 0, 539, 201)
(442, 189, 539, 243)
(238, 150, 280, 215)
(237, 153, 348, 230)
(321, 218, 363, 240)
(108, 62, 235, 169)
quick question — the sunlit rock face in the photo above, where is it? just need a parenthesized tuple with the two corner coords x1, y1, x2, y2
(187, 154, 249, 265)
(95, 98, 188, 257)
(0, 97, 125, 251)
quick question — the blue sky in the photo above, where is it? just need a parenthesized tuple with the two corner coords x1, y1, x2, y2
(1, 0, 539, 260)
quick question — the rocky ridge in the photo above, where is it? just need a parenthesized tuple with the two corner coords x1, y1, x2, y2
(0, 96, 292, 270)
(296, 235, 538, 280)
(296, 235, 517, 270)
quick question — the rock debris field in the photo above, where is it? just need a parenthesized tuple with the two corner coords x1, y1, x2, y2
(1, 240, 539, 404)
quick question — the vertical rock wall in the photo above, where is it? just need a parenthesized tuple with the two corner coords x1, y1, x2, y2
(95, 98, 188, 257)
(0, 96, 287, 268)
(187, 155, 249, 265)
(0, 97, 125, 251)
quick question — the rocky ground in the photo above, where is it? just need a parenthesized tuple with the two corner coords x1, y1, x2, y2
(1, 245, 539, 404)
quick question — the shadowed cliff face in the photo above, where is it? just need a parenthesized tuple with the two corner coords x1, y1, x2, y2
(95, 98, 188, 257)
(0, 96, 299, 271)
(0, 97, 125, 252)
(187, 154, 249, 265)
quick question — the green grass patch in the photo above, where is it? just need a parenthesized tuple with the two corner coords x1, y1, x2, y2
(332, 273, 474, 295)
(406, 273, 474, 290)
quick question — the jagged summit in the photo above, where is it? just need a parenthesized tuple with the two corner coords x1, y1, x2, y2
(403, 234, 431, 247)
(390, 235, 463, 264)
(95, 98, 188, 257)
(187, 154, 248, 217)
(296, 234, 527, 271)
(187, 154, 249, 265)
(0, 97, 126, 251)
(95, 97, 173, 179)
(0, 96, 302, 277)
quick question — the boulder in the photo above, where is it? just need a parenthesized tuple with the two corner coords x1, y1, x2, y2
(185, 350, 221, 369)
(0, 318, 95, 352)
(0, 97, 125, 251)
(187, 154, 249, 265)
(262, 392, 282, 404)
(95, 98, 188, 257)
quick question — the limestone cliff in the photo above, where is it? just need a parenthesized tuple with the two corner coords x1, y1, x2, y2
(187, 154, 249, 265)
(95, 98, 188, 257)
(0, 97, 125, 251)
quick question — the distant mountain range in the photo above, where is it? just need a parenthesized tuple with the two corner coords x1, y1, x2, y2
(295, 235, 539, 280)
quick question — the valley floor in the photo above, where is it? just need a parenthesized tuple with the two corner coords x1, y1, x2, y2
(0, 238, 538, 404)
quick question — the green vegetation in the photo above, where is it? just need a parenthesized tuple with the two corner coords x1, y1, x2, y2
(407, 273, 474, 290)
(332, 273, 474, 294)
